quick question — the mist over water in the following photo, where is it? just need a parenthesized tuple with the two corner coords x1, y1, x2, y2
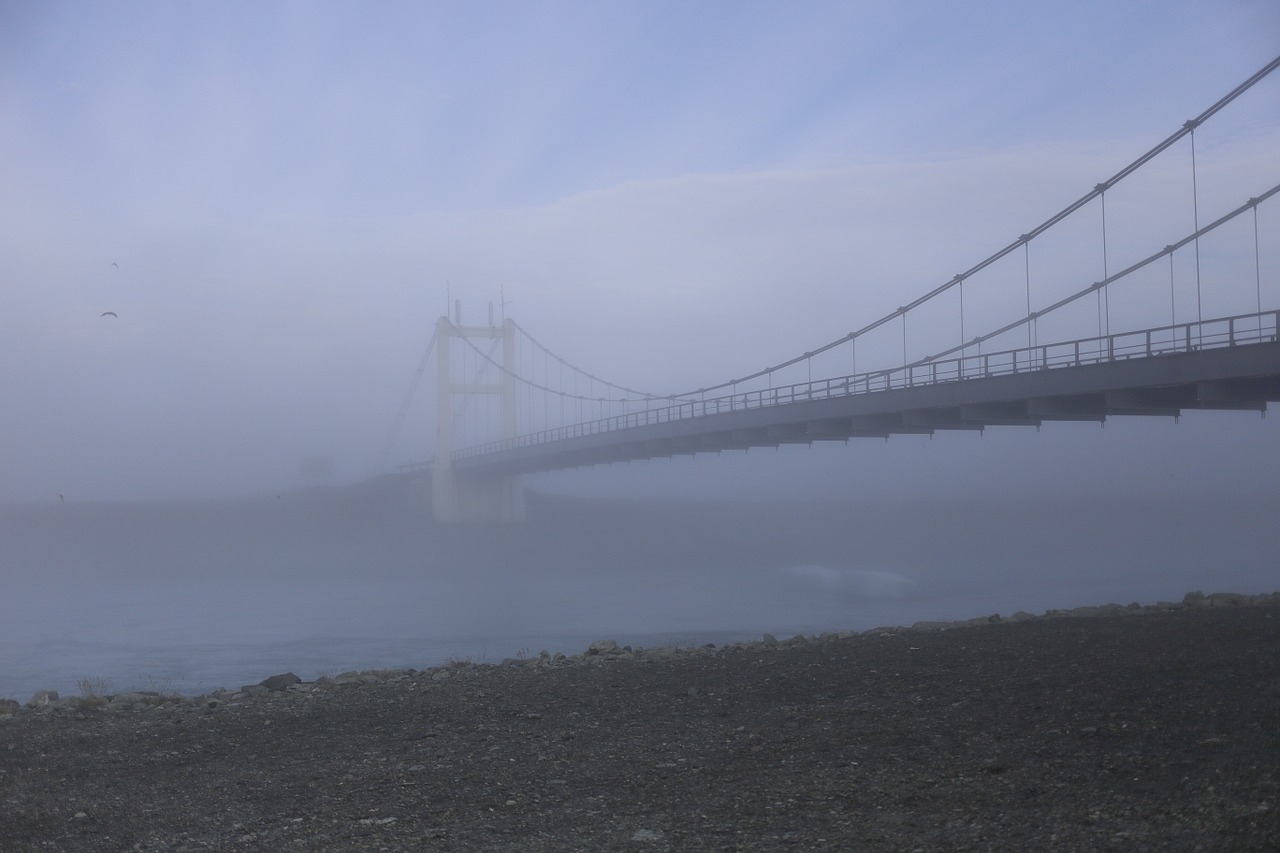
(3, 480, 1276, 702)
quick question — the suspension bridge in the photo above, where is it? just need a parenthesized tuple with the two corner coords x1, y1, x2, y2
(383, 57, 1280, 522)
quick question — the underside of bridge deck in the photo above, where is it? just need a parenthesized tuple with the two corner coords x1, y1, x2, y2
(451, 340, 1280, 477)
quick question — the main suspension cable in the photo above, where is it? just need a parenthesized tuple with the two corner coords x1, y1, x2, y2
(511, 321, 690, 400)
(452, 322, 662, 404)
(657, 53, 1280, 398)
(377, 327, 437, 468)
(908, 183, 1280, 369)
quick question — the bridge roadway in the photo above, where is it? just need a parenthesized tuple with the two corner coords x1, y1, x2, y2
(447, 312, 1280, 477)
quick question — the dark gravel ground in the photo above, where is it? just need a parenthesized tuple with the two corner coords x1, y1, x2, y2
(2, 602, 1278, 852)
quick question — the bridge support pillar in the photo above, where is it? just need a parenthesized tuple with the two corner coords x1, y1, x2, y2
(431, 468, 525, 523)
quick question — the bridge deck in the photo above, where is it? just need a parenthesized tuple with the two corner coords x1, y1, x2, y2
(446, 313, 1280, 477)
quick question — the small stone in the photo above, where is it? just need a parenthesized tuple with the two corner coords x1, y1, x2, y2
(74, 812, 87, 819)
(356, 816, 397, 826)
(632, 828, 663, 842)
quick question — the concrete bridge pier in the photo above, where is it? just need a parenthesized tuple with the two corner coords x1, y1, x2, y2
(431, 467, 525, 523)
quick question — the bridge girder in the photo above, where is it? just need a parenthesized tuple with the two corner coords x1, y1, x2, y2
(449, 338, 1280, 478)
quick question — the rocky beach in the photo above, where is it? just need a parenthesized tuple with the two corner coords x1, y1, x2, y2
(3, 591, 1277, 851)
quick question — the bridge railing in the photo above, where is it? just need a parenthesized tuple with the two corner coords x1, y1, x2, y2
(453, 310, 1279, 462)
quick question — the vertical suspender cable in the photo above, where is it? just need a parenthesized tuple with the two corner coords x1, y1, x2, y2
(1098, 188, 1110, 336)
(902, 311, 908, 367)
(1254, 204, 1263, 331)
(1188, 122, 1203, 324)
(1024, 241, 1033, 348)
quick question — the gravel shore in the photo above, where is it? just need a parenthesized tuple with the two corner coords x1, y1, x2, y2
(2, 594, 1278, 851)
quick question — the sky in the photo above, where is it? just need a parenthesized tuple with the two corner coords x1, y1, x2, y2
(2, 0, 1279, 503)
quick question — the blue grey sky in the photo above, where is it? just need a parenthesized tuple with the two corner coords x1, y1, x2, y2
(2, 0, 1278, 501)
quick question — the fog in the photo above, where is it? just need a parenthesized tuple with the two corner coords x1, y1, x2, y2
(4, 482, 1278, 700)
(2, 3, 1279, 699)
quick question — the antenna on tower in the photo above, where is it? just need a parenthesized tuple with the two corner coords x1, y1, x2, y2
(499, 284, 514, 324)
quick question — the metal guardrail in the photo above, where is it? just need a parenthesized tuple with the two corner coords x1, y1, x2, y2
(453, 310, 1280, 462)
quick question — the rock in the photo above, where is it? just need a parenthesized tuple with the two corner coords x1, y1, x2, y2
(587, 639, 621, 656)
(260, 673, 302, 691)
(27, 690, 59, 708)
(912, 620, 956, 632)
(1007, 611, 1037, 622)
(1183, 590, 1207, 606)
(106, 693, 144, 711)
(632, 828, 664, 842)
(1207, 592, 1247, 607)
(0, 698, 20, 715)
(762, 633, 779, 647)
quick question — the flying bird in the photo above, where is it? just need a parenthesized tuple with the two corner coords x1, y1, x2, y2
(100, 311, 117, 318)
(57, 493, 65, 503)
(111, 262, 118, 269)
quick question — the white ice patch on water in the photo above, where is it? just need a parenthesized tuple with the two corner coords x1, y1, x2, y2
(776, 565, 919, 602)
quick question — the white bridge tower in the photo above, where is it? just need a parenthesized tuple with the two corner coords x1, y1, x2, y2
(431, 307, 525, 523)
